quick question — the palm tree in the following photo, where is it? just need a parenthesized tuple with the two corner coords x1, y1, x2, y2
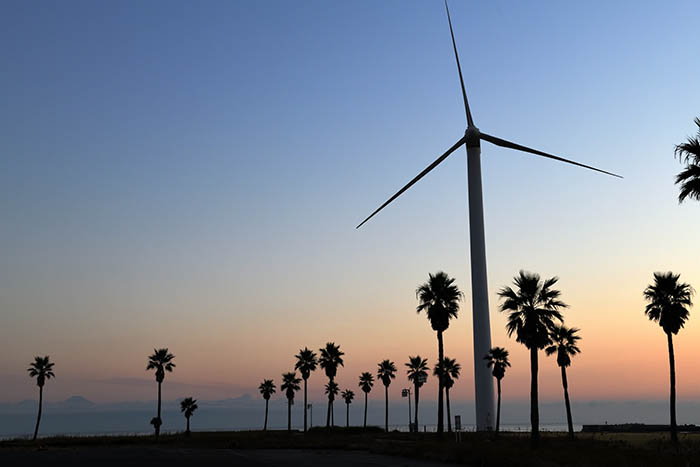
(406, 355, 428, 432)
(281, 372, 301, 432)
(377, 359, 397, 432)
(358, 372, 374, 428)
(319, 342, 344, 427)
(146, 348, 175, 438)
(325, 381, 339, 427)
(27, 356, 55, 441)
(484, 347, 510, 434)
(416, 271, 462, 434)
(258, 379, 276, 431)
(545, 325, 581, 439)
(341, 389, 355, 427)
(498, 271, 566, 447)
(674, 117, 700, 202)
(643, 271, 693, 443)
(434, 357, 460, 433)
(179, 397, 198, 436)
(295, 347, 318, 432)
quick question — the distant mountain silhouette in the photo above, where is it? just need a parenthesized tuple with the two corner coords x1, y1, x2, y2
(62, 396, 95, 410)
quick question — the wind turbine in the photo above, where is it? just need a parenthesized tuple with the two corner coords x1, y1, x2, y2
(356, 2, 622, 431)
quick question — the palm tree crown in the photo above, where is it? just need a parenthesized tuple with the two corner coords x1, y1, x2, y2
(358, 372, 374, 393)
(643, 271, 694, 335)
(674, 118, 700, 203)
(406, 356, 429, 387)
(341, 389, 355, 404)
(325, 381, 339, 400)
(146, 348, 176, 383)
(281, 372, 301, 400)
(377, 360, 397, 387)
(545, 325, 581, 368)
(319, 342, 344, 380)
(484, 347, 510, 380)
(258, 379, 276, 400)
(180, 397, 198, 418)
(27, 356, 55, 387)
(416, 271, 462, 332)
(295, 347, 318, 380)
(498, 271, 567, 349)
(440, 357, 461, 389)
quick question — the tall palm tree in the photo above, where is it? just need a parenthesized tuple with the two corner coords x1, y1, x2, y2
(325, 381, 339, 427)
(179, 397, 198, 436)
(674, 117, 700, 202)
(416, 271, 462, 434)
(643, 271, 693, 443)
(406, 355, 429, 432)
(146, 348, 175, 438)
(434, 357, 460, 433)
(281, 372, 301, 432)
(498, 271, 566, 447)
(258, 379, 276, 431)
(27, 356, 55, 441)
(341, 389, 355, 427)
(295, 347, 318, 432)
(319, 342, 344, 427)
(545, 325, 581, 439)
(377, 359, 397, 432)
(484, 347, 510, 434)
(358, 372, 374, 428)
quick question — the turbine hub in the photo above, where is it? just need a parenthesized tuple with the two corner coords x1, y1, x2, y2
(465, 125, 480, 148)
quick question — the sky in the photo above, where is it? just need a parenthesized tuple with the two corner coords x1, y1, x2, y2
(2, 0, 700, 422)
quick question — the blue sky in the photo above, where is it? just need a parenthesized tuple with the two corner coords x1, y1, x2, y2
(1, 0, 700, 406)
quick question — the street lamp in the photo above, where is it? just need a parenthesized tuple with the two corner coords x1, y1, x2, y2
(401, 388, 412, 432)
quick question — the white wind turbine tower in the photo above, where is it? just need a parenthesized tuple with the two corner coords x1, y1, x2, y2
(356, 1, 621, 431)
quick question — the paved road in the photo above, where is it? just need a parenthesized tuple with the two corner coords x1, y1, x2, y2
(0, 447, 449, 466)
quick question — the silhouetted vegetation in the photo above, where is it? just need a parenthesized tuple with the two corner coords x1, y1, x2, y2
(294, 347, 318, 432)
(358, 371, 374, 428)
(674, 117, 700, 202)
(27, 355, 55, 441)
(179, 397, 198, 436)
(377, 359, 397, 432)
(281, 372, 301, 432)
(146, 349, 175, 439)
(319, 342, 344, 427)
(485, 346, 510, 434)
(546, 325, 581, 439)
(406, 355, 429, 432)
(341, 389, 355, 427)
(436, 356, 460, 433)
(258, 379, 276, 431)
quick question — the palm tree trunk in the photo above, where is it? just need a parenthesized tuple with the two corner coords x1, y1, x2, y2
(186, 416, 190, 435)
(346, 402, 350, 427)
(288, 398, 292, 431)
(667, 332, 678, 443)
(530, 346, 539, 447)
(561, 366, 574, 439)
(303, 378, 308, 432)
(156, 381, 162, 438)
(496, 378, 502, 434)
(264, 399, 269, 431)
(32, 386, 43, 441)
(363, 392, 368, 428)
(437, 330, 445, 434)
(326, 388, 332, 428)
(414, 382, 419, 432)
(384, 385, 389, 432)
(446, 386, 452, 433)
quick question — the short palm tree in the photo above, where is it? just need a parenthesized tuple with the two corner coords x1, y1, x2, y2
(416, 271, 462, 434)
(341, 389, 355, 427)
(498, 271, 566, 447)
(674, 117, 700, 202)
(325, 381, 339, 427)
(546, 325, 581, 439)
(484, 347, 510, 434)
(434, 357, 460, 433)
(643, 271, 693, 443)
(319, 342, 344, 427)
(258, 379, 276, 431)
(281, 372, 301, 432)
(295, 347, 318, 432)
(377, 359, 397, 432)
(27, 356, 55, 441)
(179, 397, 198, 436)
(406, 355, 429, 432)
(146, 348, 175, 438)
(358, 372, 374, 428)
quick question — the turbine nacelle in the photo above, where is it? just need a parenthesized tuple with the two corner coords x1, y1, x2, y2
(465, 126, 481, 148)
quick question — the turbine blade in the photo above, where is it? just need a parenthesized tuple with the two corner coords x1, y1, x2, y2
(480, 132, 623, 178)
(356, 136, 467, 229)
(445, 1, 474, 127)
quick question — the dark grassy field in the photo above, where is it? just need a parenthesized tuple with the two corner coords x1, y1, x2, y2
(3, 429, 700, 466)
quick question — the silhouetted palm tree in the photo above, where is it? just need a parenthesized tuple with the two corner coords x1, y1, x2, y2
(434, 357, 460, 433)
(325, 381, 339, 427)
(643, 271, 693, 443)
(341, 389, 355, 427)
(146, 348, 175, 438)
(281, 372, 301, 432)
(416, 271, 462, 434)
(377, 359, 396, 432)
(27, 356, 55, 441)
(674, 118, 700, 202)
(295, 347, 318, 432)
(319, 342, 344, 427)
(484, 347, 510, 434)
(179, 397, 198, 436)
(258, 379, 276, 431)
(499, 271, 566, 447)
(358, 372, 374, 428)
(545, 325, 581, 439)
(406, 355, 429, 432)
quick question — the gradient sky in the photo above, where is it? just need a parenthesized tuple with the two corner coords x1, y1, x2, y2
(2, 0, 700, 410)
